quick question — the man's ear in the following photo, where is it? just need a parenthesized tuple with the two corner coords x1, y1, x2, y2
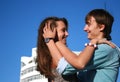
(99, 24, 105, 32)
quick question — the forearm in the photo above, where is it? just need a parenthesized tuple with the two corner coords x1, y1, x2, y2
(46, 39, 63, 67)
(77, 45, 96, 69)
(56, 41, 97, 69)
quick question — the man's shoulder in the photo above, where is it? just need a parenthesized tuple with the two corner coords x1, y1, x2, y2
(97, 44, 113, 50)
(97, 43, 120, 55)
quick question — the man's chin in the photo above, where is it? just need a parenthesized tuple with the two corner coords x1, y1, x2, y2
(87, 36, 91, 40)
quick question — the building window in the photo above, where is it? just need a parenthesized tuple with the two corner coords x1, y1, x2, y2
(21, 74, 47, 82)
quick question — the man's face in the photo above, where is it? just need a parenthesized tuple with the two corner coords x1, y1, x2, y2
(56, 21, 68, 44)
(84, 16, 102, 40)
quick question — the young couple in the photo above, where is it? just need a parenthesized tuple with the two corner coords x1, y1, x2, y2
(36, 9, 120, 82)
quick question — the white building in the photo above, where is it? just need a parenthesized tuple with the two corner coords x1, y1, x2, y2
(20, 48, 48, 82)
(20, 48, 80, 82)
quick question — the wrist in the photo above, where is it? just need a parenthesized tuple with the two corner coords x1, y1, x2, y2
(44, 38, 53, 43)
(85, 43, 97, 48)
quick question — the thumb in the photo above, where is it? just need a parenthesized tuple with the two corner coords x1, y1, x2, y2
(43, 34, 46, 38)
(53, 28, 57, 33)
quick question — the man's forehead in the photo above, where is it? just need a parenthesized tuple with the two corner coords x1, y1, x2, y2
(87, 17, 96, 23)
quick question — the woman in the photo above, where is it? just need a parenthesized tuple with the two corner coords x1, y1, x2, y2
(36, 16, 69, 82)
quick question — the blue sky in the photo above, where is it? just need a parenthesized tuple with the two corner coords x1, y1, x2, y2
(0, 0, 120, 82)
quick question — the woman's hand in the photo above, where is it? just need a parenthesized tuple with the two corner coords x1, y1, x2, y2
(43, 22, 56, 39)
(97, 39, 115, 48)
(90, 38, 116, 48)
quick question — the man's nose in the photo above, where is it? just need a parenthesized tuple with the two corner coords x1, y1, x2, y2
(84, 25, 88, 32)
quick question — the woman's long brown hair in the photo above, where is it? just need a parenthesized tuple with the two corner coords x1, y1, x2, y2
(36, 17, 68, 81)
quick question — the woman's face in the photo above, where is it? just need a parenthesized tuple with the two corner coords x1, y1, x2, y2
(56, 21, 68, 44)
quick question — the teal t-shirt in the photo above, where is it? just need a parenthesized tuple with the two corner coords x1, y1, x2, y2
(62, 44, 120, 82)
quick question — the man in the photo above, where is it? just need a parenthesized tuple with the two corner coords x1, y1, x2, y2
(43, 9, 120, 82)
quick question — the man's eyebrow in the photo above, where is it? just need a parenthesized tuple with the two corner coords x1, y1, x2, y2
(86, 21, 90, 24)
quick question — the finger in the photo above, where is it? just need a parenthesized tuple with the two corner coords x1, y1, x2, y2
(43, 34, 45, 38)
(106, 41, 116, 48)
(97, 39, 104, 44)
(100, 39, 107, 44)
(47, 21, 51, 30)
(43, 26, 46, 33)
(108, 42, 116, 48)
(53, 27, 56, 33)
(43, 23, 47, 30)
(43, 22, 50, 32)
